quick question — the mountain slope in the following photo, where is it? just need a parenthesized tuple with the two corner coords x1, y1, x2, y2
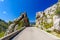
(0, 19, 8, 32)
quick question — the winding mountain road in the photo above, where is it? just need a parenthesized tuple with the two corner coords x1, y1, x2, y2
(12, 27, 59, 40)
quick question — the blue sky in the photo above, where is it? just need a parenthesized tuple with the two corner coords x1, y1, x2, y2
(0, 0, 58, 22)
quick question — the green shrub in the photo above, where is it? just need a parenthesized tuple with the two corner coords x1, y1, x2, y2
(54, 29, 60, 34)
(46, 30, 51, 33)
(43, 21, 53, 29)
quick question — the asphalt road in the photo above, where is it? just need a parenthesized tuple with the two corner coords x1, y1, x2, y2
(12, 27, 58, 40)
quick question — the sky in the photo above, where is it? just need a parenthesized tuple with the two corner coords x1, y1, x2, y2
(0, 0, 58, 22)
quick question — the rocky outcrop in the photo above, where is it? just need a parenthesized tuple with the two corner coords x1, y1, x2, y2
(6, 12, 30, 35)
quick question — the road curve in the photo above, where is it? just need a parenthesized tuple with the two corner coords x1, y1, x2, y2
(12, 27, 58, 40)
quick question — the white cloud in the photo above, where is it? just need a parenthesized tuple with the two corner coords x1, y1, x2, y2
(3, 11, 7, 14)
(30, 20, 35, 22)
(0, 0, 4, 2)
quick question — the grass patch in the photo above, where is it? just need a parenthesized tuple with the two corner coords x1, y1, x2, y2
(17, 20, 24, 30)
(50, 31, 60, 38)
(46, 30, 60, 38)
(17, 26, 22, 30)
(0, 32, 5, 38)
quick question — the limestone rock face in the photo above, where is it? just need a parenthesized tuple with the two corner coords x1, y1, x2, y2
(53, 15, 60, 31)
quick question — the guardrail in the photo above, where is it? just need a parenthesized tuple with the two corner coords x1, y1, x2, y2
(0, 27, 26, 40)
